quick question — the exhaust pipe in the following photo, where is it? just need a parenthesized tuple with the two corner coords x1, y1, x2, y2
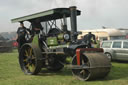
(70, 6, 77, 42)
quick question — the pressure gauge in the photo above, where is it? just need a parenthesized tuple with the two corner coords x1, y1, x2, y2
(64, 34, 70, 40)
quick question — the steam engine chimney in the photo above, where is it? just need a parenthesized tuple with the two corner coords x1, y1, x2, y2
(70, 6, 77, 42)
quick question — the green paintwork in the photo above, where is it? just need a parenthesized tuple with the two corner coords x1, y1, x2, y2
(32, 35, 39, 46)
(57, 33, 64, 40)
(46, 37, 58, 46)
(49, 44, 69, 49)
(11, 8, 81, 23)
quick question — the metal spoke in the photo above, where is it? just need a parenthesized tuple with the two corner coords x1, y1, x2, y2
(27, 48, 30, 56)
(80, 70, 86, 77)
(32, 64, 35, 70)
(26, 63, 30, 68)
(72, 56, 90, 80)
(32, 55, 35, 59)
(23, 59, 27, 62)
(29, 48, 33, 56)
(29, 64, 35, 72)
(19, 44, 42, 75)
(25, 50, 29, 57)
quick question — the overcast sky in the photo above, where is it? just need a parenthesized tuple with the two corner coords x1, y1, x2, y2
(0, 0, 128, 32)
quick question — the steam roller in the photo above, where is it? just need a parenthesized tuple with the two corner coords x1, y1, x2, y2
(11, 6, 111, 81)
(71, 48, 111, 81)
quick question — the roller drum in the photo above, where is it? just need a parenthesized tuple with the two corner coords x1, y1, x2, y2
(72, 52, 111, 81)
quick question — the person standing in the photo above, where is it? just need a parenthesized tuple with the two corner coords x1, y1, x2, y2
(83, 32, 96, 48)
(16, 22, 27, 52)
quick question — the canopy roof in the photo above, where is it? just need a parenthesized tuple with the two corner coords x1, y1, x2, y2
(11, 8, 81, 23)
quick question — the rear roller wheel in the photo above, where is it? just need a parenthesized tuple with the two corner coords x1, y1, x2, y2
(72, 55, 90, 81)
(19, 44, 42, 75)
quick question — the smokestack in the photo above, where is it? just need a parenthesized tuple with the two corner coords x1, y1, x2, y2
(70, 6, 77, 42)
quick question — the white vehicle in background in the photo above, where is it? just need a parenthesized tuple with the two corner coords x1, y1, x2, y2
(100, 40, 128, 61)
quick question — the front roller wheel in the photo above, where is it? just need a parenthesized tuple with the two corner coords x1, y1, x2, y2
(72, 53, 111, 81)
(19, 43, 42, 75)
(72, 55, 90, 81)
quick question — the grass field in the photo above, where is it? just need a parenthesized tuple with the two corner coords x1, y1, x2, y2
(0, 50, 128, 85)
